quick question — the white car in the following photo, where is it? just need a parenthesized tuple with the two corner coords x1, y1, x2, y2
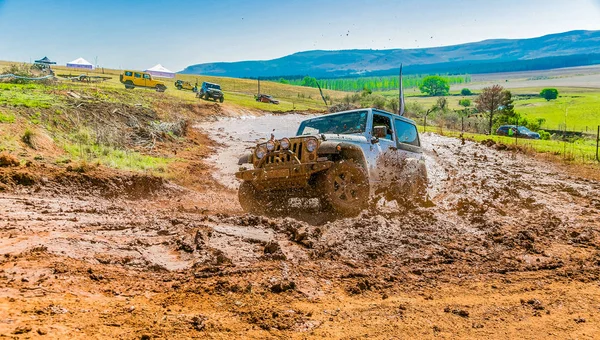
(236, 108, 427, 216)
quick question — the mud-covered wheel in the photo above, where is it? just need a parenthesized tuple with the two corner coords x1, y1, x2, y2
(124, 80, 134, 89)
(219, 97, 224, 103)
(156, 85, 166, 92)
(318, 160, 369, 216)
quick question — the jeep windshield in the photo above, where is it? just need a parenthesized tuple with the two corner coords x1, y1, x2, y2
(297, 111, 368, 136)
(207, 84, 221, 90)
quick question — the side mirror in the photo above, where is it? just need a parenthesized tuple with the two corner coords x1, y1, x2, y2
(373, 126, 387, 138)
(371, 136, 379, 144)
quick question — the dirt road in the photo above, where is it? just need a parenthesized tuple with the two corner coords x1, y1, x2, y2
(1, 114, 600, 339)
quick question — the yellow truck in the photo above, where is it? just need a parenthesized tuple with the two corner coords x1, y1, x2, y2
(120, 70, 167, 92)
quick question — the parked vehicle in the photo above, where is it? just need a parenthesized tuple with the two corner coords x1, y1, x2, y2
(236, 108, 427, 216)
(119, 70, 166, 92)
(256, 94, 280, 104)
(174, 80, 197, 92)
(197, 82, 224, 102)
(496, 125, 540, 139)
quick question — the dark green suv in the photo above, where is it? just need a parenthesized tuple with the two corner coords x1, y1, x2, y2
(196, 82, 224, 102)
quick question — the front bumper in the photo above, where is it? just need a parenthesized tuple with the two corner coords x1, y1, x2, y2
(235, 161, 333, 182)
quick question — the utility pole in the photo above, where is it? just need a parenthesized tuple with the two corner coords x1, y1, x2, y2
(515, 117, 518, 146)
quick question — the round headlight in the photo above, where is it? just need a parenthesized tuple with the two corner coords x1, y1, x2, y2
(255, 145, 267, 159)
(266, 140, 275, 151)
(280, 138, 290, 150)
(306, 138, 318, 152)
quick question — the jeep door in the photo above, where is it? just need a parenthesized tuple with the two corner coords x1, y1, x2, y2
(143, 73, 152, 87)
(364, 111, 398, 191)
(391, 118, 424, 189)
(133, 72, 142, 87)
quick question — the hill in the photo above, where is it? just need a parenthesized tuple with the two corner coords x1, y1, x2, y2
(181, 30, 600, 78)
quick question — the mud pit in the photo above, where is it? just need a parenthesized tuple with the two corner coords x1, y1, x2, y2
(2, 114, 600, 338)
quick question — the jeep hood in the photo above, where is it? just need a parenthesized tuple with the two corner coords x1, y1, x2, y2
(315, 134, 369, 144)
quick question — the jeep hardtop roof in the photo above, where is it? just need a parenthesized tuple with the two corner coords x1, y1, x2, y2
(305, 108, 418, 126)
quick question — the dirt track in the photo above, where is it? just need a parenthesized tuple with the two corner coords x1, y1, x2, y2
(1, 114, 600, 339)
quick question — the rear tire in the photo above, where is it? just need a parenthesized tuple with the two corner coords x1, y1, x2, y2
(317, 160, 369, 217)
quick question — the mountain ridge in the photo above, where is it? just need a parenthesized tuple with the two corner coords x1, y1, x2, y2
(181, 30, 600, 78)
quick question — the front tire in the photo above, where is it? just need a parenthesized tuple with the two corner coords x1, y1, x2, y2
(317, 160, 369, 217)
(219, 97, 224, 103)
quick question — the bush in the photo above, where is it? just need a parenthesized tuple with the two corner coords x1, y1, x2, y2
(538, 130, 551, 140)
(461, 88, 472, 96)
(22, 128, 36, 148)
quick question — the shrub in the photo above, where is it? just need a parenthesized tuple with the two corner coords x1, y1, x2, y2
(538, 130, 551, 140)
(22, 128, 36, 148)
(461, 88, 472, 96)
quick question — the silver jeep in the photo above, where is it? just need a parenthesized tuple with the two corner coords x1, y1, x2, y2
(236, 108, 427, 216)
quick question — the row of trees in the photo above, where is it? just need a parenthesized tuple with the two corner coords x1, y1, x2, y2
(280, 74, 471, 92)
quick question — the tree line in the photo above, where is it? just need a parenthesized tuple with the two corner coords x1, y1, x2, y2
(279, 74, 471, 92)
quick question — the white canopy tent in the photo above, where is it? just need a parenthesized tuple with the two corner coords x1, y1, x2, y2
(145, 64, 175, 78)
(66, 57, 94, 70)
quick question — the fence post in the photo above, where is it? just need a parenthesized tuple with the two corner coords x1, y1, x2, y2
(596, 125, 600, 162)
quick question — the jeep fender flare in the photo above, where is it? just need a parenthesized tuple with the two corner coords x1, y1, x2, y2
(317, 142, 367, 169)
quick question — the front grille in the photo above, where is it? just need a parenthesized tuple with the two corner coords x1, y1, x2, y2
(264, 140, 303, 166)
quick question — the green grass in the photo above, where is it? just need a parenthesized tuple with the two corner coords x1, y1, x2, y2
(442, 129, 599, 163)
(512, 89, 600, 132)
(0, 111, 15, 123)
(0, 83, 56, 108)
(376, 87, 600, 133)
(62, 142, 171, 172)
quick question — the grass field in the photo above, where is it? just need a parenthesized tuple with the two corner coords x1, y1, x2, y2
(376, 86, 600, 133)
(0, 61, 345, 113)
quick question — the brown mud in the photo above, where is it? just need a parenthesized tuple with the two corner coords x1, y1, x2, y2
(1, 116, 600, 338)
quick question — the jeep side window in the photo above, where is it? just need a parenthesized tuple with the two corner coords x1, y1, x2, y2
(134, 73, 141, 78)
(394, 119, 420, 147)
(125, 71, 132, 77)
(372, 114, 393, 140)
(143, 74, 150, 79)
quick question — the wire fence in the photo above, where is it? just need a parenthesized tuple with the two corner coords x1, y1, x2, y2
(422, 115, 600, 164)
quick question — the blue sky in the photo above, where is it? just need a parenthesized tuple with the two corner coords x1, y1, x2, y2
(0, 0, 599, 71)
